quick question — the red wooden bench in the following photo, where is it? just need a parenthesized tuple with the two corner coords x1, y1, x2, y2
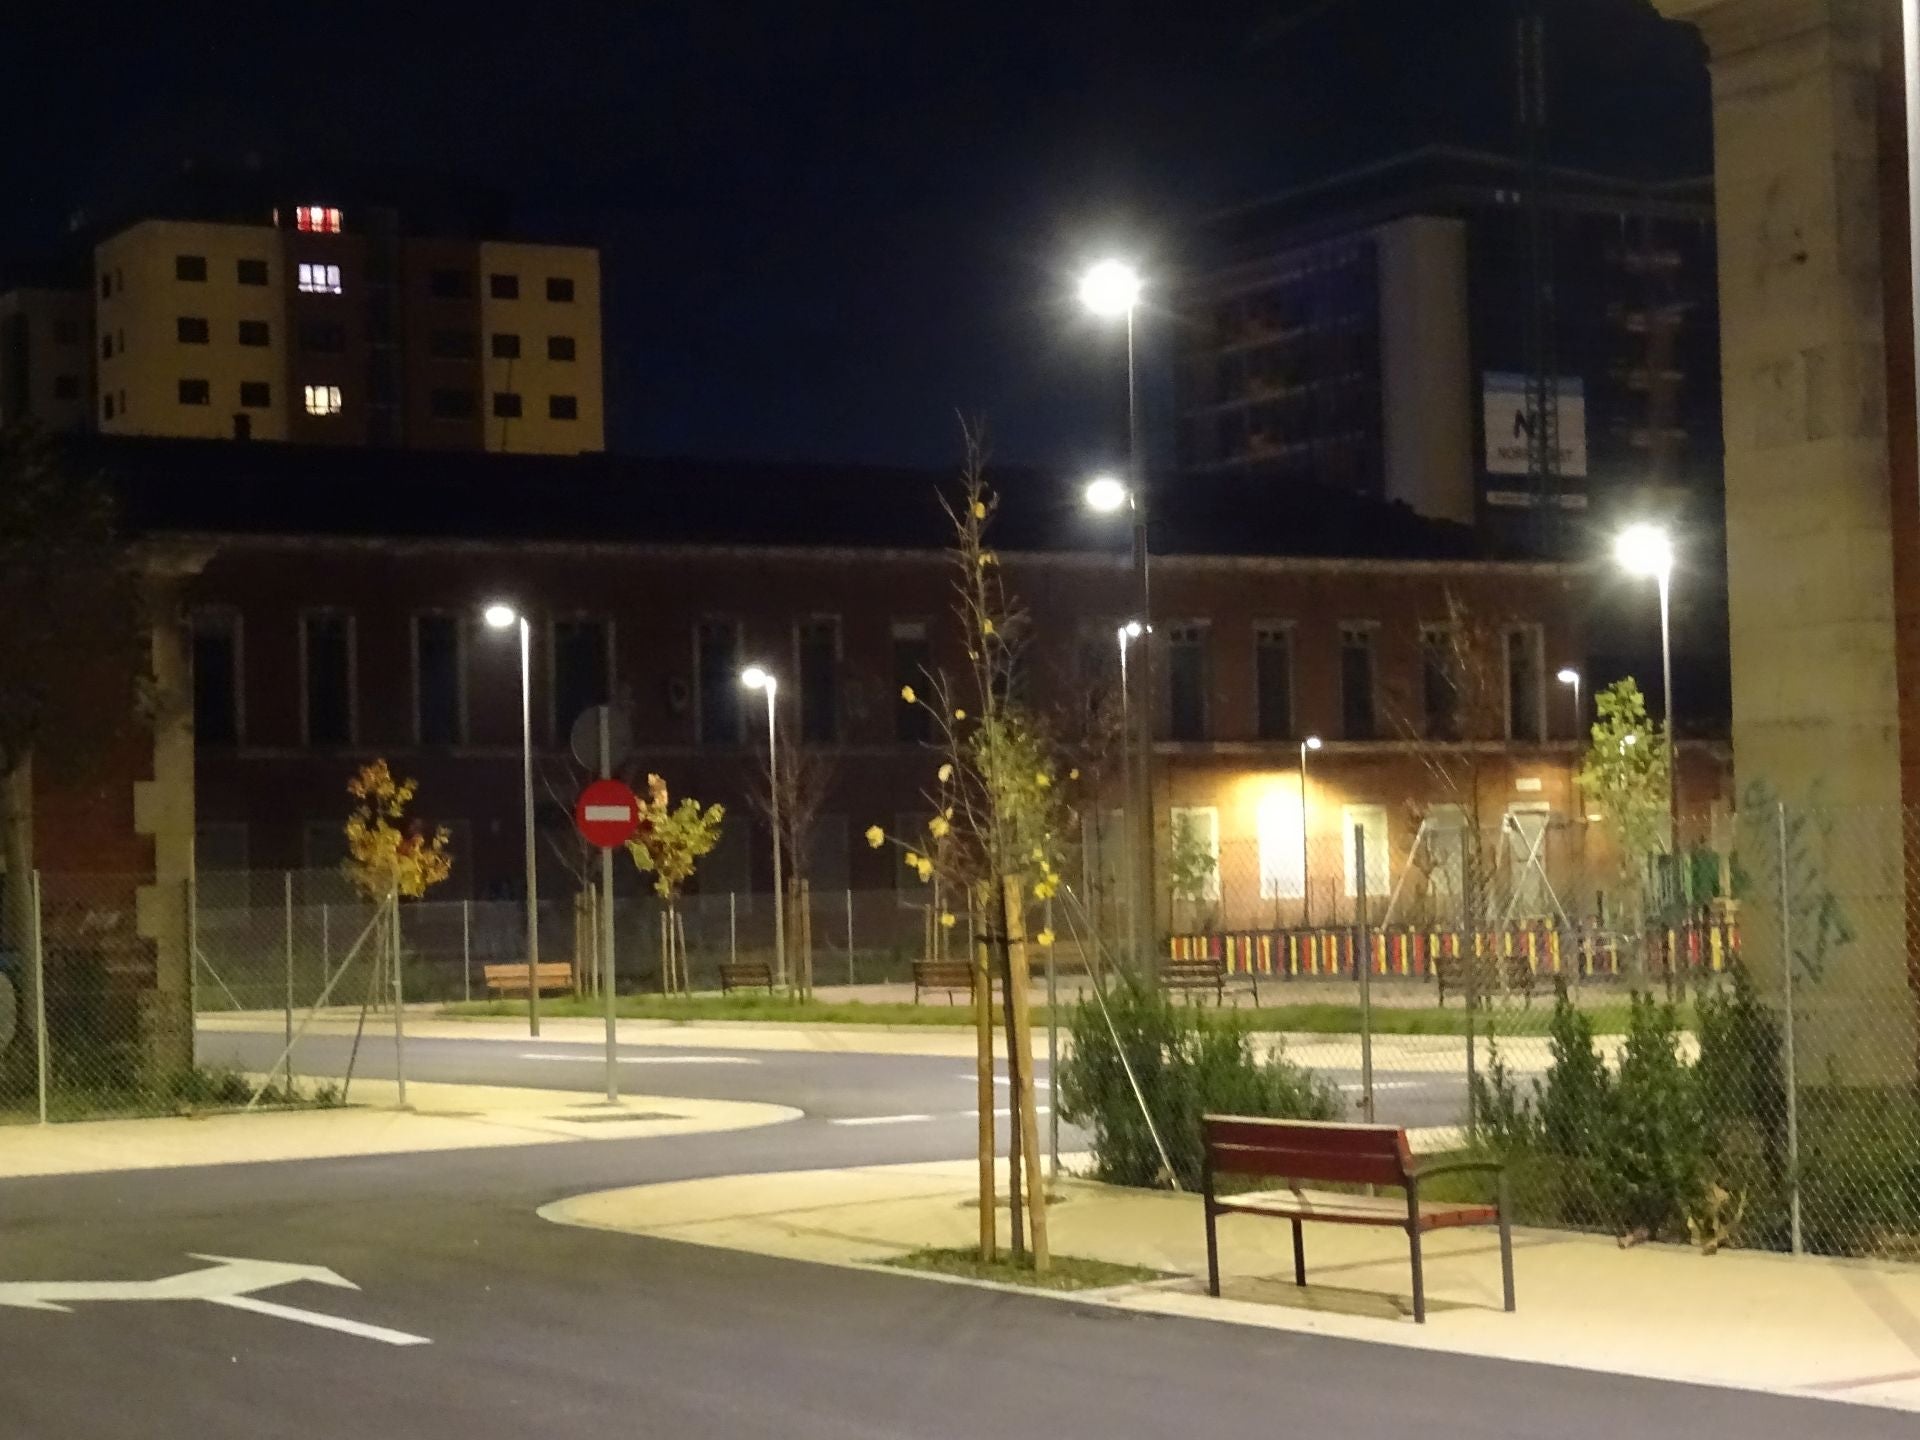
(1201, 1115, 1514, 1323)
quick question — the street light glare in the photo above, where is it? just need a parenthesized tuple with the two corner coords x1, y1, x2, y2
(1304, 735, 1323, 751)
(1556, 667, 1580, 686)
(1084, 474, 1128, 513)
(1078, 259, 1142, 317)
(741, 665, 774, 692)
(483, 603, 517, 630)
(1122, 620, 1144, 638)
(1615, 523, 1673, 579)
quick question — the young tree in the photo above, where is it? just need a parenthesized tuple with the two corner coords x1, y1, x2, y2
(744, 711, 838, 992)
(1167, 812, 1219, 933)
(1576, 678, 1671, 971)
(626, 774, 724, 994)
(343, 760, 454, 900)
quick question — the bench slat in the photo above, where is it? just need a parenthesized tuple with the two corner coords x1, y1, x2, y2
(1214, 1187, 1497, 1231)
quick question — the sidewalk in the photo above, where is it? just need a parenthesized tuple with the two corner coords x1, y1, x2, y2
(541, 1158, 1920, 1413)
(0, 1081, 799, 1180)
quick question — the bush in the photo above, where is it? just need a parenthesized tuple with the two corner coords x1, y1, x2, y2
(1594, 993, 1704, 1241)
(1057, 977, 1339, 1190)
(1692, 965, 1790, 1249)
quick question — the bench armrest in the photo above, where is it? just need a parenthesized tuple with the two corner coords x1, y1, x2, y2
(1408, 1158, 1506, 1184)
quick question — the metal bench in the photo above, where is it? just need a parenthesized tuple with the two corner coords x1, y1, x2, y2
(1201, 1115, 1514, 1323)
(1433, 951, 1536, 1008)
(912, 959, 977, 1004)
(1160, 954, 1257, 1005)
(482, 962, 574, 997)
(718, 961, 776, 995)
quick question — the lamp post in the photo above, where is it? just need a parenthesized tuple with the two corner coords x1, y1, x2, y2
(1299, 735, 1322, 928)
(1113, 620, 1144, 959)
(484, 602, 540, 1036)
(1556, 667, 1582, 736)
(1614, 524, 1678, 854)
(741, 666, 785, 985)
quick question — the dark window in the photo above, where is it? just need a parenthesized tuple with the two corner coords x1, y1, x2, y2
(547, 334, 576, 361)
(491, 332, 521, 359)
(1422, 628, 1461, 741)
(1506, 627, 1544, 743)
(797, 617, 839, 744)
(428, 268, 472, 299)
(492, 391, 522, 418)
(300, 322, 345, 353)
(548, 393, 578, 420)
(1340, 625, 1376, 740)
(414, 614, 463, 746)
(696, 620, 741, 744)
(545, 276, 575, 302)
(178, 378, 210, 405)
(191, 612, 240, 746)
(175, 254, 207, 282)
(100, 333, 114, 360)
(99, 272, 111, 299)
(367, 293, 395, 343)
(1167, 624, 1208, 742)
(102, 393, 114, 421)
(552, 618, 610, 736)
(53, 374, 79, 399)
(239, 381, 271, 409)
(368, 363, 397, 403)
(176, 316, 209, 344)
(52, 318, 79, 344)
(489, 272, 519, 299)
(238, 319, 270, 347)
(237, 258, 269, 285)
(892, 622, 932, 743)
(303, 612, 354, 746)
(428, 328, 475, 359)
(1255, 625, 1294, 741)
(428, 388, 476, 419)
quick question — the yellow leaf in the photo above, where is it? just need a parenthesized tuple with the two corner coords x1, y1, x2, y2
(953, 708, 967, 720)
(928, 816, 950, 839)
(900, 685, 917, 705)
(937, 763, 954, 784)
(939, 911, 958, 929)
(1036, 929, 1055, 948)
(982, 619, 995, 636)
(1035, 771, 1051, 789)
(864, 825, 885, 850)
(1069, 768, 1081, 781)
(971, 501, 986, 519)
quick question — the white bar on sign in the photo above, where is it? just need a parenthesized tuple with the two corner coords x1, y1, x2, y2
(583, 805, 631, 822)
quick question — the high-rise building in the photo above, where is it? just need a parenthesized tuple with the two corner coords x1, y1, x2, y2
(0, 282, 91, 433)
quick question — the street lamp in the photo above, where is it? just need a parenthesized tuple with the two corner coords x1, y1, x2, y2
(1556, 667, 1582, 735)
(1299, 736, 1322, 929)
(1614, 524, 1678, 852)
(741, 666, 785, 984)
(484, 601, 540, 1036)
(1084, 473, 1129, 515)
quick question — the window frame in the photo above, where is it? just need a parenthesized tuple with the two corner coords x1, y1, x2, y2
(177, 377, 211, 406)
(794, 614, 842, 745)
(303, 383, 343, 416)
(1164, 620, 1210, 743)
(1338, 621, 1378, 741)
(174, 254, 208, 282)
(490, 332, 522, 360)
(548, 393, 579, 421)
(549, 615, 615, 741)
(545, 276, 575, 302)
(1340, 803, 1391, 900)
(238, 319, 271, 347)
(298, 608, 358, 749)
(175, 315, 210, 345)
(411, 611, 468, 748)
(297, 262, 342, 295)
(238, 380, 271, 410)
(547, 334, 576, 362)
(189, 607, 245, 747)
(1504, 623, 1547, 744)
(489, 272, 520, 300)
(1253, 620, 1295, 742)
(694, 617, 744, 746)
(236, 257, 269, 286)
(1168, 805, 1222, 903)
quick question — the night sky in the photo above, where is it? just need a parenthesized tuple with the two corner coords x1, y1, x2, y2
(2, 0, 1708, 470)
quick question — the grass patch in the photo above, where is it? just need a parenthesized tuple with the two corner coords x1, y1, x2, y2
(883, 1246, 1164, 1291)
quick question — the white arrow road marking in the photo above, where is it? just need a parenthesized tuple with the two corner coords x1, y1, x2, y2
(518, 1053, 760, 1066)
(0, 1255, 429, 1347)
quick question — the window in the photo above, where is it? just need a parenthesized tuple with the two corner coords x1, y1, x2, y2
(805, 815, 850, 891)
(1341, 804, 1391, 900)
(892, 621, 932, 743)
(548, 393, 579, 420)
(695, 619, 742, 744)
(1425, 804, 1468, 913)
(175, 254, 208, 282)
(1339, 624, 1376, 740)
(102, 393, 114, 421)
(1254, 624, 1294, 741)
(1168, 806, 1221, 903)
(298, 262, 342, 295)
(1506, 626, 1545, 742)
(196, 822, 249, 872)
(295, 205, 343, 234)
(190, 610, 241, 746)
(53, 375, 79, 399)
(492, 391, 523, 418)
(302, 611, 354, 746)
(1421, 626, 1461, 741)
(429, 388, 475, 419)
(239, 381, 271, 409)
(99, 272, 112, 300)
(491, 332, 521, 360)
(1166, 623, 1208, 742)
(178, 378, 210, 405)
(552, 618, 611, 736)
(414, 614, 464, 746)
(546, 276, 575, 302)
(237, 258, 269, 285)
(176, 316, 209, 344)
(489, 272, 519, 299)
(547, 334, 576, 361)
(53, 318, 79, 344)
(299, 322, 344, 353)
(238, 319, 271, 347)
(101, 333, 114, 360)
(302, 821, 348, 870)
(797, 616, 839, 744)
(303, 384, 343, 416)
(1256, 787, 1305, 900)
(429, 268, 472, 299)
(429, 329, 476, 360)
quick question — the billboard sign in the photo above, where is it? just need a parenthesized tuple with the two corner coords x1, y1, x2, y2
(1483, 371, 1588, 500)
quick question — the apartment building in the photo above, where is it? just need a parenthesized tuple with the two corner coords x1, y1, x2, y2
(0, 284, 91, 432)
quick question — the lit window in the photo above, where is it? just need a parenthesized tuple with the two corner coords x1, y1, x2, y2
(296, 205, 343, 234)
(297, 263, 342, 295)
(304, 384, 343, 416)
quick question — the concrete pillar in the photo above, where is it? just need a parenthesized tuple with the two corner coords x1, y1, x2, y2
(1655, 0, 1914, 1082)
(133, 572, 197, 1073)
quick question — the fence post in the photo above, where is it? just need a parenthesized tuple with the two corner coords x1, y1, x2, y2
(283, 872, 296, 1088)
(462, 899, 472, 1004)
(1354, 825, 1375, 1124)
(846, 887, 855, 987)
(30, 870, 49, 1125)
(185, 874, 199, 1066)
(321, 901, 331, 995)
(391, 894, 408, 1107)
(728, 891, 737, 968)
(1460, 828, 1477, 1141)
(1777, 801, 1803, 1256)
(1046, 895, 1059, 1179)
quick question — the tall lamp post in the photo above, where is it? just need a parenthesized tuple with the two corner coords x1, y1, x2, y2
(1113, 619, 1144, 958)
(1299, 735, 1322, 928)
(1556, 667, 1582, 736)
(741, 666, 785, 984)
(1614, 524, 1678, 856)
(484, 602, 540, 1036)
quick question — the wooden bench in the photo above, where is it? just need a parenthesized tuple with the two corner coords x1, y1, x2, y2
(1434, 952, 1536, 1008)
(1201, 1115, 1513, 1324)
(912, 959, 978, 1005)
(719, 961, 776, 995)
(482, 962, 574, 997)
(1160, 954, 1258, 1006)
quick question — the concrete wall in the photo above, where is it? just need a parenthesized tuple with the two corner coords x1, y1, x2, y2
(478, 242, 605, 454)
(1378, 216, 1475, 524)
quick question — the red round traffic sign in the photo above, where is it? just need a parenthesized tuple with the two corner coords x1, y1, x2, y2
(574, 779, 641, 848)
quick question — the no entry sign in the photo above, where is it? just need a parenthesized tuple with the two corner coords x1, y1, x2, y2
(574, 779, 641, 848)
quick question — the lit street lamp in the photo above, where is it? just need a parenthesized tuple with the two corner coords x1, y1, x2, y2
(484, 601, 541, 1036)
(1299, 735, 1322, 929)
(1556, 667, 1582, 735)
(741, 666, 785, 984)
(1614, 524, 1677, 853)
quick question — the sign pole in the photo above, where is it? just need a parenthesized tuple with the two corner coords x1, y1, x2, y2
(599, 707, 618, 1104)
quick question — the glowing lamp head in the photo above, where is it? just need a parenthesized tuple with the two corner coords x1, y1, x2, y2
(1078, 259, 1142, 317)
(1120, 620, 1144, 640)
(1556, 667, 1580, 686)
(1304, 735, 1323, 752)
(483, 603, 518, 630)
(741, 665, 773, 692)
(1084, 474, 1128, 514)
(1614, 524, 1673, 580)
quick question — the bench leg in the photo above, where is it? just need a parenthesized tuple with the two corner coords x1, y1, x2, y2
(1291, 1218, 1306, 1287)
(1408, 1226, 1426, 1324)
(1204, 1202, 1221, 1298)
(1498, 1173, 1516, 1312)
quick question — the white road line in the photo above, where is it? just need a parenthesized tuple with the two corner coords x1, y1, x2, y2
(518, 1053, 760, 1066)
(968, 1107, 1052, 1118)
(208, 1294, 432, 1347)
(829, 1114, 935, 1127)
(957, 1075, 1051, 1089)
(1335, 1080, 1425, 1092)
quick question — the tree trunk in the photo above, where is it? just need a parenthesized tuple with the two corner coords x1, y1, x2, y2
(1002, 874, 1048, 1273)
(973, 919, 996, 1263)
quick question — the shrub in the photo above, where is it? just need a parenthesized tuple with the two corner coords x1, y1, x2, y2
(1692, 965, 1790, 1249)
(1057, 976, 1339, 1190)
(1593, 993, 1704, 1241)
